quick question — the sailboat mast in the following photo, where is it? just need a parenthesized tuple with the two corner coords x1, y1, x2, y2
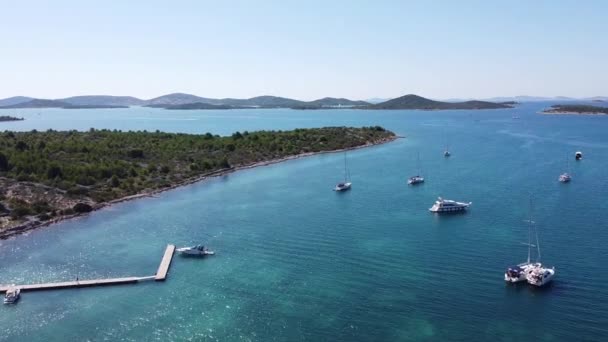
(535, 219, 541, 262)
(344, 152, 348, 182)
(527, 196, 532, 264)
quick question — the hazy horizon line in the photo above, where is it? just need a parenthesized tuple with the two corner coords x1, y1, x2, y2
(1, 92, 607, 102)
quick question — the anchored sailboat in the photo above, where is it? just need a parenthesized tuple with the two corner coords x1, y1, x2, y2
(526, 210, 556, 287)
(505, 198, 536, 283)
(444, 132, 451, 157)
(408, 152, 425, 185)
(334, 152, 352, 191)
(559, 154, 572, 182)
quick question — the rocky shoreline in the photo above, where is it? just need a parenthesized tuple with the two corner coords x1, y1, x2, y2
(0, 135, 399, 240)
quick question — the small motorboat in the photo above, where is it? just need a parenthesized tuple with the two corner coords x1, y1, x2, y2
(575, 151, 583, 160)
(444, 150, 451, 157)
(407, 175, 424, 185)
(176, 245, 215, 256)
(559, 173, 571, 183)
(4, 287, 20, 304)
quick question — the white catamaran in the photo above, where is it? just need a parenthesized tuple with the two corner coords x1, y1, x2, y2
(334, 152, 352, 191)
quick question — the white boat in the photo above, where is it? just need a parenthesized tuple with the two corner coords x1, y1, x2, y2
(334, 182, 352, 191)
(408, 152, 425, 185)
(526, 265, 555, 287)
(505, 199, 536, 283)
(3, 287, 20, 304)
(407, 176, 424, 185)
(429, 197, 471, 213)
(334, 152, 352, 191)
(176, 245, 215, 256)
(575, 151, 583, 160)
(524, 208, 556, 287)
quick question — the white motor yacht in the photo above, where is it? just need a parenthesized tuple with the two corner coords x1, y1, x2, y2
(3, 287, 20, 304)
(176, 245, 215, 256)
(429, 197, 471, 213)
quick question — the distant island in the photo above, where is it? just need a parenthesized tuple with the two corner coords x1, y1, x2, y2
(161, 102, 237, 110)
(0, 126, 396, 238)
(365, 94, 512, 110)
(0, 93, 514, 111)
(0, 116, 24, 122)
(542, 104, 608, 115)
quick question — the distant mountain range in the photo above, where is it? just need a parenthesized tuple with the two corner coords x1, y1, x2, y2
(0, 93, 372, 109)
(0, 99, 128, 109)
(1, 93, 605, 110)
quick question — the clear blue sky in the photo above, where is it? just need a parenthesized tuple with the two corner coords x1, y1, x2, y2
(1, 0, 606, 100)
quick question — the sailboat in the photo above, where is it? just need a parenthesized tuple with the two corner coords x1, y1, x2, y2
(559, 154, 572, 182)
(504, 198, 536, 283)
(408, 152, 424, 185)
(334, 152, 352, 191)
(525, 216, 556, 287)
(443, 134, 451, 157)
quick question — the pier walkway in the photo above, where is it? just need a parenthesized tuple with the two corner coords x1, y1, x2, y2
(0, 244, 175, 294)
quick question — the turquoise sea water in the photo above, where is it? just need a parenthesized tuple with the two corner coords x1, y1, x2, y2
(1, 104, 608, 341)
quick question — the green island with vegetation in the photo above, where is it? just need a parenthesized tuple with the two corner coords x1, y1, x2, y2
(0, 126, 395, 237)
(542, 104, 608, 115)
(367, 94, 512, 110)
(0, 116, 24, 122)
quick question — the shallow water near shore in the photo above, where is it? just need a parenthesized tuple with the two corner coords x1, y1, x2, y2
(1, 104, 608, 341)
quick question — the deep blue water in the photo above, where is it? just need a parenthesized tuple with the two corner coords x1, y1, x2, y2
(1, 104, 607, 341)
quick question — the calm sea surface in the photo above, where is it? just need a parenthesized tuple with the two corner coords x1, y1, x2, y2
(0, 104, 607, 341)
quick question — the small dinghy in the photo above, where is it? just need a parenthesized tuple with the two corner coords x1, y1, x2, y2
(4, 287, 20, 304)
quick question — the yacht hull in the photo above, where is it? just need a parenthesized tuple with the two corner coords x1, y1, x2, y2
(527, 267, 555, 287)
(334, 182, 352, 191)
